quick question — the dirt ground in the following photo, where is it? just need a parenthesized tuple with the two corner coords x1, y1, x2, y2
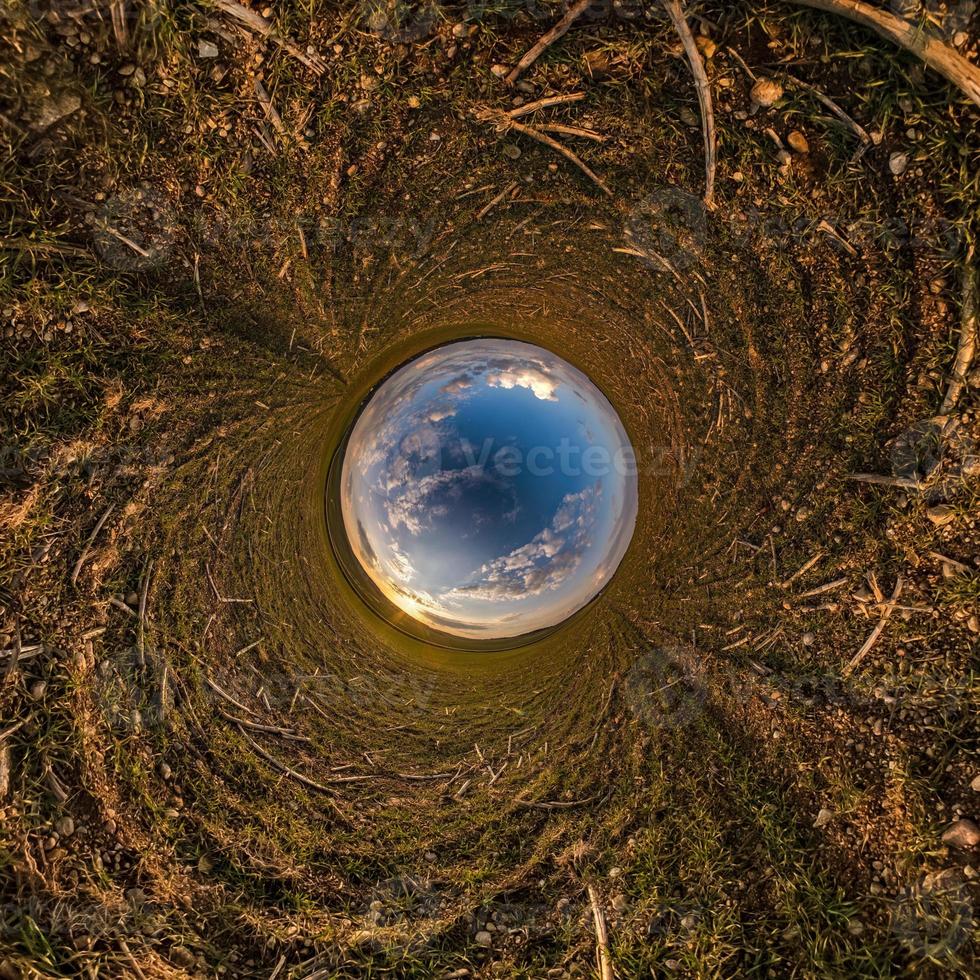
(1, 1, 979, 977)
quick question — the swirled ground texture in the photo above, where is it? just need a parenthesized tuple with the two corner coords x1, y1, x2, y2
(1, 2, 978, 977)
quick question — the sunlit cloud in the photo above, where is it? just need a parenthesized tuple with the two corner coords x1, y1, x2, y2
(485, 366, 559, 401)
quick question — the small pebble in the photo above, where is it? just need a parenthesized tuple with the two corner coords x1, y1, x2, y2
(926, 504, 956, 526)
(695, 36, 717, 59)
(889, 151, 909, 176)
(787, 130, 809, 154)
(750, 78, 783, 109)
(475, 930, 492, 947)
(942, 819, 980, 849)
(813, 808, 833, 829)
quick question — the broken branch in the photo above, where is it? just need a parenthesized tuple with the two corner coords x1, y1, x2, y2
(588, 884, 615, 980)
(844, 574, 903, 675)
(783, 0, 980, 107)
(940, 244, 977, 415)
(212, 0, 326, 75)
(662, 0, 716, 209)
(505, 0, 592, 86)
(70, 502, 115, 586)
(506, 118, 612, 196)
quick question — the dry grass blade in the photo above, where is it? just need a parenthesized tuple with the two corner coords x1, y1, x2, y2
(783, 0, 980, 107)
(254, 78, 286, 139)
(588, 885, 615, 980)
(109, 1, 129, 52)
(662, 0, 716, 208)
(940, 244, 977, 415)
(505, 0, 593, 86)
(70, 502, 115, 587)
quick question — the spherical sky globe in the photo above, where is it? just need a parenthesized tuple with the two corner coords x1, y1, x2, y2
(340, 339, 638, 640)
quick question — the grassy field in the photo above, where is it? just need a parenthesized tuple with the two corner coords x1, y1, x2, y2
(1, 1, 978, 977)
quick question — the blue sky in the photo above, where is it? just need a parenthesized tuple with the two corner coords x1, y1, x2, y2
(341, 339, 638, 639)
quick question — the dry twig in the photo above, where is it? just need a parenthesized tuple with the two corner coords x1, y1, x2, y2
(70, 502, 115, 586)
(219, 710, 310, 742)
(508, 93, 586, 118)
(505, 0, 592, 85)
(799, 577, 848, 598)
(784, 73, 873, 148)
(480, 108, 612, 196)
(662, 0, 716, 208)
(535, 122, 606, 142)
(253, 78, 286, 139)
(940, 245, 977, 415)
(509, 119, 611, 195)
(516, 794, 596, 809)
(236, 723, 335, 793)
(136, 557, 153, 668)
(205, 676, 261, 718)
(779, 551, 824, 588)
(588, 885, 616, 980)
(783, 0, 980, 107)
(477, 181, 518, 221)
(847, 472, 921, 489)
(109, 0, 129, 52)
(213, 0, 326, 74)
(845, 574, 903, 675)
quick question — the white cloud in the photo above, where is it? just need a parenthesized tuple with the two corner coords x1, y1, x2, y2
(485, 366, 558, 402)
(444, 483, 601, 603)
